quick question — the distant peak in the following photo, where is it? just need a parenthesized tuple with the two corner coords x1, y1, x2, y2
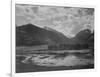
(23, 23, 35, 27)
(44, 26, 58, 32)
(17, 23, 41, 29)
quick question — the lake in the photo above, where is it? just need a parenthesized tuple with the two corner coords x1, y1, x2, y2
(16, 50, 94, 73)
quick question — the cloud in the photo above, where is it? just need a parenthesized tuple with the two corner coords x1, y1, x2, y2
(15, 4, 94, 37)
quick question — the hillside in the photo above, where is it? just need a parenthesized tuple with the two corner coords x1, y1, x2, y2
(16, 24, 70, 46)
(16, 23, 94, 49)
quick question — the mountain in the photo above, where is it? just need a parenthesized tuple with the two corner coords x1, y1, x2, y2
(87, 31, 94, 48)
(44, 26, 71, 43)
(72, 29, 92, 44)
(16, 24, 70, 46)
(16, 23, 94, 48)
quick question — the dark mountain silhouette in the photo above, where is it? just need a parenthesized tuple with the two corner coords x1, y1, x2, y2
(72, 29, 92, 44)
(72, 29, 94, 49)
(16, 23, 94, 48)
(16, 24, 70, 46)
(87, 31, 94, 48)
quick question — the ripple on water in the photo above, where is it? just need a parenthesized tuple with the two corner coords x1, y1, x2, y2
(21, 54, 94, 67)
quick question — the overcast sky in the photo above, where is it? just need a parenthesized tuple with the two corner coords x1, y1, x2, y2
(15, 4, 94, 38)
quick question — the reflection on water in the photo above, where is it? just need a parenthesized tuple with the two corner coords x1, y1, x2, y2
(21, 53, 94, 67)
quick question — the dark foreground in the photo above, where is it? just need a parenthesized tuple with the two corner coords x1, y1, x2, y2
(16, 62, 94, 73)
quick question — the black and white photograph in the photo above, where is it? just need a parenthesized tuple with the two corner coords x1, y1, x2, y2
(15, 4, 94, 73)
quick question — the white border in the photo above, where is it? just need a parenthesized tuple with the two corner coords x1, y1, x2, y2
(11, 0, 15, 76)
(11, 0, 96, 77)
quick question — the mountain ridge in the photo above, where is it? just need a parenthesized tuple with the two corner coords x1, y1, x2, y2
(16, 24, 70, 46)
(16, 23, 93, 47)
